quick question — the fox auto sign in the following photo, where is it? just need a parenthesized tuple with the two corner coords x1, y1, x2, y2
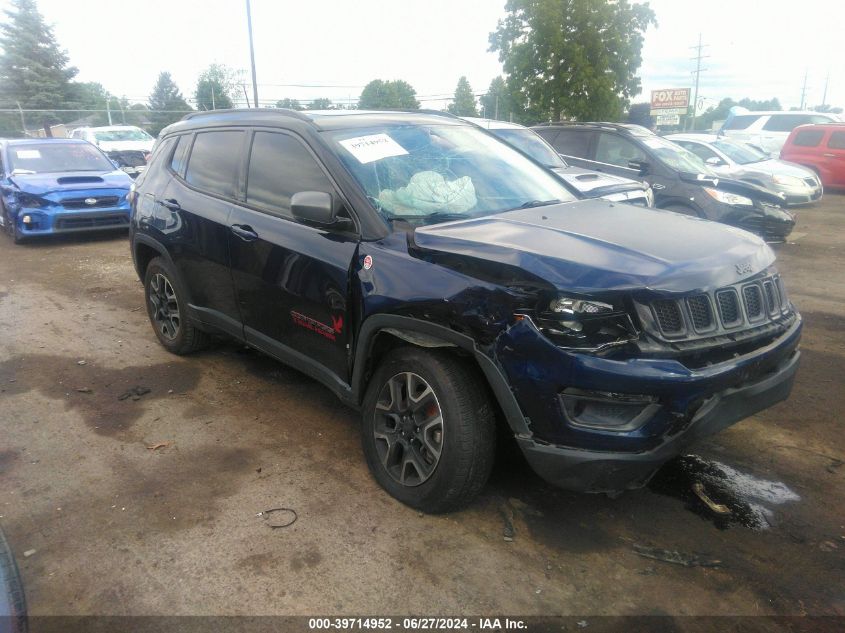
(650, 88, 690, 115)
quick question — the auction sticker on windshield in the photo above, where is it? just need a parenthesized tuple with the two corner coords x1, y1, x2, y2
(15, 150, 41, 159)
(339, 134, 408, 164)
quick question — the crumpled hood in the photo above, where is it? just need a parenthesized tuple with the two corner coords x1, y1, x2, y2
(9, 170, 133, 195)
(413, 199, 775, 293)
(741, 159, 817, 181)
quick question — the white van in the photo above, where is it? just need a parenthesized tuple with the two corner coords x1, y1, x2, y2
(719, 109, 840, 158)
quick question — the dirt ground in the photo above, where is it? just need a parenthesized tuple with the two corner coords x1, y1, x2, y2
(0, 195, 844, 619)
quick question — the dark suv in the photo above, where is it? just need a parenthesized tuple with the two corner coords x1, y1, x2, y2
(129, 109, 802, 513)
(532, 122, 796, 241)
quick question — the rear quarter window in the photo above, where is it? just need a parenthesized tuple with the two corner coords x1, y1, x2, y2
(791, 129, 825, 147)
(828, 131, 845, 149)
(185, 130, 244, 198)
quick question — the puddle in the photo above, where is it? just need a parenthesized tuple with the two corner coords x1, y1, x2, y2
(648, 454, 800, 530)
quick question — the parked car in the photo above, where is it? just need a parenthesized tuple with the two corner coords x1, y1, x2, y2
(666, 133, 823, 206)
(0, 138, 133, 243)
(718, 109, 840, 158)
(533, 122, 795, 241)
(779, 124, 845, 189)
(463, 117, 653, 206)
(130, 109, 801, 512)
(69, 125, 155, 179)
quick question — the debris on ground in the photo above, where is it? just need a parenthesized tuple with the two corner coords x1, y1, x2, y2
(118, 386, 151, 401)
(146, 442, 171, 451)
(23, 549, 36, 557)
(499, 501, 515, 542)
(75, 387, 92, 394)
(692, 482, 731, 515)
(76, 360, 86, 366)
(632, 544, 722, 568)
(258, 507, 297, 529)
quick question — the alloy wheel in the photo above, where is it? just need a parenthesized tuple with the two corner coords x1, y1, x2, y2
(372, 372, 444, 486)
(148, 273, 180, 341)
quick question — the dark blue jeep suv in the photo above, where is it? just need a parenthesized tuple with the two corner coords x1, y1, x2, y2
(129, 109, 801, 512)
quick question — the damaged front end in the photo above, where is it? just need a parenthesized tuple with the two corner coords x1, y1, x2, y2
(106, 150, 149, 179)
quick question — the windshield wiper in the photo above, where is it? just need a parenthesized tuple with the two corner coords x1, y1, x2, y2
(517, 199, 561, 209)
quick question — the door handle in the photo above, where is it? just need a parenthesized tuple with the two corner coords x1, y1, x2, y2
(823, 153, 836, 158)
(159, 198, 181, 211)
(230, 223, 258, 241)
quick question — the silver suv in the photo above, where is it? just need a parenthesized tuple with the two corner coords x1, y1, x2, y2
(719, 110, 840, 158)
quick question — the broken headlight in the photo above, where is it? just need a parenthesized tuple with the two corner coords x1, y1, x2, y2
(530, 295, 639, 351)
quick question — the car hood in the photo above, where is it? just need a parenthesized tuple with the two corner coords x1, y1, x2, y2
(550, 166, 646, 197)
(678, 171, 785, 205)
(8, 170, 133, 195)
(412, 200, 774, 293)
(739, 159, 816, 180)
(95, 140, 154, 153)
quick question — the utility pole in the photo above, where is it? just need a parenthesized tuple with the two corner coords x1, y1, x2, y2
(241, 84, 251, 108)
(800, 69, 808, 110)
(822, 71, 829, 107)
(15, 101, 26, 135)
(689, 33, 709, 131)
(106, 98, 113, 125)
(211, 84, 216, 110)
(495, 94, 500, 120)
(245, 0, 259, 108)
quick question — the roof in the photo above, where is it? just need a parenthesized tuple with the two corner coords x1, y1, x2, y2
(461, 117, 526, 131)
(77, 125, 147, 132)
(664, 133, 722, 143)
(731, 110, 840, 118)
(532, 122, 656, 137)
(167, 108, 467, 135)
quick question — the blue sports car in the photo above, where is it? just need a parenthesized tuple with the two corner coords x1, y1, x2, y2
(0, 138, 133, 243)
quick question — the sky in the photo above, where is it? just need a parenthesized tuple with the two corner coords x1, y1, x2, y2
(3, 0, 844, 113)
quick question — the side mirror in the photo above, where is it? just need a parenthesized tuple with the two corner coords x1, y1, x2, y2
(291, 191, 337, 226)
(627, 160, 649, 175)
(705, 156, 724, 166)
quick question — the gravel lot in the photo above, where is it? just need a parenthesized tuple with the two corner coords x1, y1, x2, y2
(1, 195, 843, 618)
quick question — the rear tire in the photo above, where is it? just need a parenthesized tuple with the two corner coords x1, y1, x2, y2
(361, 347, 496, 513)
(143, 257, 210, 355)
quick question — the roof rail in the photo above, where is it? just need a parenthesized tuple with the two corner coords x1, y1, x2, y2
(179, 107, 311, 123)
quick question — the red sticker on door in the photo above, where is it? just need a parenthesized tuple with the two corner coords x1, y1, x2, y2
(290, 311, 342, 342)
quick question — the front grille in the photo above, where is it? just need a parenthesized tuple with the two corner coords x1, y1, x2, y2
(716, 290, 741, 326)
(55, 214, 129, 230)
(686, 295, 713, 331)
(653, 300, 683, 334)
(763, 280, 778, 314)
(61, 196, 121, 210)
(776, 276, 789, 310)
(743, 284, 764, 320)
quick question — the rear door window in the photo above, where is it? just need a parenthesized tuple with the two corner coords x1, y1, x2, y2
(595, 133, 647, 167)
(723, 115, 759, 130)
(550, 129, 593, 158)
(762, 114, 827, 132)
(185, 130, 244, 198)
(827, 131, 845, 149)
(792, 129, 825, 147)
(170, 135, 192, 175)
(245, 131, 334, 219)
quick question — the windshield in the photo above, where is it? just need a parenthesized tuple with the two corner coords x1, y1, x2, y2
(8, 143, 115, 173)
(327, 124, 576, 224)
(644, 137, 717, 176)
(712, 139, 767, 165)
(490, 128, 566, 168)
(94, 128, 152, 142)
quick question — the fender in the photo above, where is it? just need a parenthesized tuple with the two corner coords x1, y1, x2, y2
(351, 314, 532, 437)
(131, 232, 174, 280)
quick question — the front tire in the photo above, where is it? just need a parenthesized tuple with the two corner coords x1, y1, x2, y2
(143, 257, 210, 355)
(361, 347, 496, 513)
(1, 203, 22, 244)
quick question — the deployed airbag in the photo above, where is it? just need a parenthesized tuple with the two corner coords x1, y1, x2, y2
(379, 171, 477, 216)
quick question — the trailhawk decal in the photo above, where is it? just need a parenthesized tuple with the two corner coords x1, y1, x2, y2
(290, 311, 343, 342)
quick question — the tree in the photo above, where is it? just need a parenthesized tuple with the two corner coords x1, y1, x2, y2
(480, 76, 512, 120)
(489, 0, 656, 122)
(275, 98, 303, 110)
(0, 0, 78, 133)
(195, 64, 236, 111)
(358, 79, 420, 110)
(627, 102, 653, 129)
(307, 98, 333, 110)
(148, 72, 192, 136)
(447, 76, 478, 117)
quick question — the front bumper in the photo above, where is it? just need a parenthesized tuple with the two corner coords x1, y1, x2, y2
(517, 348, 800, 493)
(781, 184, 823, 206)
(14, 207, 130, 236)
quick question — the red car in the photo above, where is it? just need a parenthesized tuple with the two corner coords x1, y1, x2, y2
(780, 123, 845, 188)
